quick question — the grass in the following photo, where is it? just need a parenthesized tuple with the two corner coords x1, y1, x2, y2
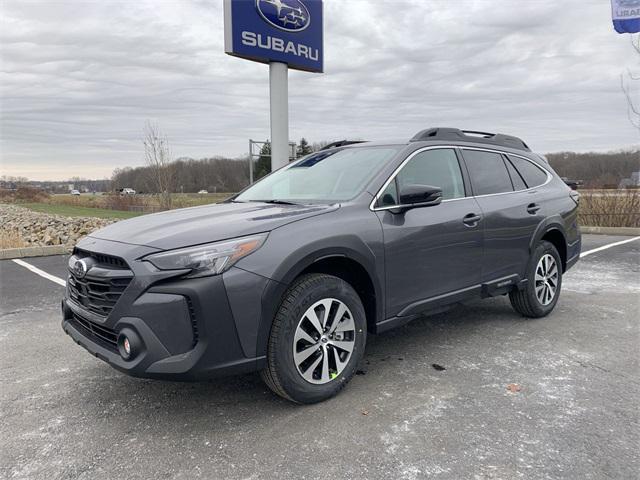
(47, 192, 233, 213)
(19, 202, 142, 219)
(578, 189, 639, 228)
(7, 192, 233, 220)
(0, 230, 26, 249)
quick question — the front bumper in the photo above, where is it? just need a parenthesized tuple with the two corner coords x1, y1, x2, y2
(61, 237, 270, 380)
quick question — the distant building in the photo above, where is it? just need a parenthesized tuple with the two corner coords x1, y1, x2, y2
(0, 180, 17, 190)
(619, 172, 640, 189)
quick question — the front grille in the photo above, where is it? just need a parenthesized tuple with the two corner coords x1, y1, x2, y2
(68, 250, 133, 317)
(70, 312, 118, 352)
(74, 248, 128, 269)
(68, 274, 132, 317)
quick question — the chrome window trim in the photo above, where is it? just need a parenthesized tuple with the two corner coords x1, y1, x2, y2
(499, 149, 553, 190)
(369, 146, 462, 211)
(369, 145, 553, 212)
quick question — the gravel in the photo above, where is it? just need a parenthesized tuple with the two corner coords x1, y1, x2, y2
(0, 204, 116, 250)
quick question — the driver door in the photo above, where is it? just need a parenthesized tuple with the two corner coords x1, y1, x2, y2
(375, 148, 484, 317)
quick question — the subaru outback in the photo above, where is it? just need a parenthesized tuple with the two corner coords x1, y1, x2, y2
(62, 127, 581, 403)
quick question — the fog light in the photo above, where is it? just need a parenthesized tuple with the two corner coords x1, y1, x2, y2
(117, 329, 140, 360)
(123, 337, 131, 356)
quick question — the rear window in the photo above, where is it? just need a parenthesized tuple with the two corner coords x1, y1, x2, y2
(507, 155, 548, 188)
(462, 150, 513, 196)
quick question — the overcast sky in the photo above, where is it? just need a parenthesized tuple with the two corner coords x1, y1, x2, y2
(1, 0, 638, 181)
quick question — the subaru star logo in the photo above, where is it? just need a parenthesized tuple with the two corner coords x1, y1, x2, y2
(256, 0, 311, 32)
(73, 259, 88, 278)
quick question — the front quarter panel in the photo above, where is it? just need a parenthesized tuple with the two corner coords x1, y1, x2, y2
(236, 204, 385, 357)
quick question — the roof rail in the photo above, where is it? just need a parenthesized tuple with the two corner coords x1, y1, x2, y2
(409, 127, 530, 152)
(320, 140, 367, 150)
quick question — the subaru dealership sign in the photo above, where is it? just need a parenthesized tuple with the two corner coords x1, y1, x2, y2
(611, 0, 640, 33)
(224, 0, 324, 73)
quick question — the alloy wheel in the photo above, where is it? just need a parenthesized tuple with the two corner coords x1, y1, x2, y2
(535, 253, 559, 306)
(292, 298, 356, 384)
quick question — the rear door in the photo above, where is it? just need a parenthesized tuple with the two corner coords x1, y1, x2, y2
(375, 147, 484, 317)
(460, 148, 548, 282)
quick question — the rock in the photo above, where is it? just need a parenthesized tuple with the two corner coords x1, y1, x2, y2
(0, 204, 118, 251)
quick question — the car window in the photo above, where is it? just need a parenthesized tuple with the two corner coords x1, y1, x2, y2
(379, 149, 464, 207)
(504, 156, 527, 190)
(507, 155, 548, 188)
(463, 149, 513, 196)
(236, 147, 400, 203)
(379, 179, 399, 206)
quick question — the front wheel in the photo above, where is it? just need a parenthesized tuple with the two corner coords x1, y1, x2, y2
(261, 273, 367, 404)
(510, 241, 563, 318)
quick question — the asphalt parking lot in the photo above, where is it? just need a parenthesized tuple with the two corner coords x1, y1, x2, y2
(1, 234, 638, 480)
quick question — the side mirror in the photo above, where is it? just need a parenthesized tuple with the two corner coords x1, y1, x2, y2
(394, 184, 442, 212)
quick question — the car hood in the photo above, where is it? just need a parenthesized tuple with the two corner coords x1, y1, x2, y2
(89, 202, 338, 250)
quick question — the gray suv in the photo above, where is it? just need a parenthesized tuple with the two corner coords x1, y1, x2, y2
(62, 128, 581, 403)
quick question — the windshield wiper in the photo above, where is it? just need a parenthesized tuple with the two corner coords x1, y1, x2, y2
(252, 199, 301, 206)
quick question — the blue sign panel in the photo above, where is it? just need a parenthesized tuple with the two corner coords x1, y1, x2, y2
(611, 0, 640, 33)
(224, 0, 323, 73)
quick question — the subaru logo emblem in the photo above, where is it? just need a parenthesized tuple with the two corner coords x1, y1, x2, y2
(73, 259, 88, 278)
(256, 0, 311, 32)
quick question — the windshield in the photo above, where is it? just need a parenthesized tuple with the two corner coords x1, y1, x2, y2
(235, 146, 400, 204)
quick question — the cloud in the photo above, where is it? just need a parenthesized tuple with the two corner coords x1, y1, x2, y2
(0, 0, 638, 180)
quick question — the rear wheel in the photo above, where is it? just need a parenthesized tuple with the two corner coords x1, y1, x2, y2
(261, 273, 367, 404)
(510, 241, 562, 318)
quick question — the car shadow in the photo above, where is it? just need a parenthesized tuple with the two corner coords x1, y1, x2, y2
(67, 295, 539, 429)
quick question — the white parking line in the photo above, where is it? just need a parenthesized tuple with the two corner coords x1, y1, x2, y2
(11, 259, 66, 287)
(580, 236, 640, 258)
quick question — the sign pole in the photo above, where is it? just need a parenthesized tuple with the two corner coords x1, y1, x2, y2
(269, 61, 289, 171)
(248, 139, 254, 184)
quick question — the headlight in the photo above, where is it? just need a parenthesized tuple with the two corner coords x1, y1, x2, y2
(144, 233, 268, 278)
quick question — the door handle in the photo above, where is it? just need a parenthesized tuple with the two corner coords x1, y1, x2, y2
(527, 203, 541, 214)
(463, 213, 481, 227)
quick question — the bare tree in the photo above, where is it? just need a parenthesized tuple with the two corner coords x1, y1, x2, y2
(143, 121, 175, 210)
(621, 34, 640, 132)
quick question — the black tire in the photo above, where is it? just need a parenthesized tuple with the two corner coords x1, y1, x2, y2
(260, 273, 367, 404)
(510, 240, 563, 318)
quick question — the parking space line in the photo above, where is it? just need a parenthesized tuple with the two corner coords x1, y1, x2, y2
(11, 259, 66, 287)
(580, 236, 640, 258)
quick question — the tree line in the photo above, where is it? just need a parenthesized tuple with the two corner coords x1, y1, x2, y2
(111, 156, 251, 194)
(546, 149, 639, 188)
(4, 146, 637, 196)
(111, 136, 325, 197)
(0, 176, 110, 194)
